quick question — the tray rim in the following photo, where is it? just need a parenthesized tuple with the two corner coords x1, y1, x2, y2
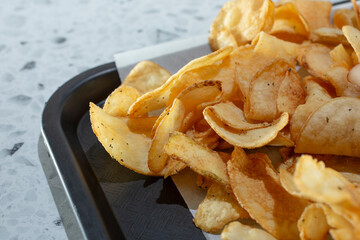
(41, 62, 125, 240)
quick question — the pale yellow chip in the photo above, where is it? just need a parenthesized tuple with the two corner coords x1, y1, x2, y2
(221, 221, 277, 240)
(295, 97, 360, 157)
(292, 0, 332, 31)
(253, 31, 300, 65)
(290, 76, 332, 141)
(204, 107, 289, 149)
(298, 203, 330, 240)
(89, 103, 161, 176)
(128, 47, 232, 117)
(194, 183, 249, 233)
(209, 0, 274, 50)
(164, 132, 229, 187)
(348, 64, 360, 89)
(148, 98, 185, 173)
(103, 85, 140, 117)
(333, 8, 357, 29)
(246, 60, 300, 122)
(310, 27, 350, 46)
(330, 44, 353, 70)
(162, 158, 187, 179)
(206, 102, 271, 131)
(122, 61, 171, 96)
(227, 148, 309, 239)
(270, 2, 310, 43)
(343, 25, 360, 63)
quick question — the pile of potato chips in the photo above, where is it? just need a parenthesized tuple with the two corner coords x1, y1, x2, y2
(90, 0, 360, 239)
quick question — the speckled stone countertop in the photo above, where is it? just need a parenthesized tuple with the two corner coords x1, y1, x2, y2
(0, 0, 227, 239)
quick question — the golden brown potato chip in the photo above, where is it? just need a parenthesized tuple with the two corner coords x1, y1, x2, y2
(89, 103, 161, 176)
(333, 8, 357, 29)
(310, 27, 350, 46)
(128, 47, 232, 117)
(245, 60, 299, 122)
(164, 132, 229, 186)
(103, 85, 140, 117)
(206, 102, 271, 131)
(148, 98, 185, 173)
(122, 61, 171, 96)
(270, 2, 310, 43)
(196, 174, 212, 190)
(298, 203, 330, 240)
(268, 131, 294, 147)
(185, 126, 219, 150)
(221, 221, 277, 240)
(204, 106, 289, 149)
(292, 0, 332, 31)
(194, 183, 249, 233)
(290, 76, 332, 140)
(253, 31, 300, 65)
(228, 148, 309, 239)
(295, 97, 360, 157)
(330, 44, 353, 70)
(209, 0, 274, 51)
(292, 155, 360, 237)
(163, 158, 187, 178)
(348, 64, 360, 89)
(351, 0, 360, 29)
(124, 116, 158, 138)
(343, 25, 360, 63)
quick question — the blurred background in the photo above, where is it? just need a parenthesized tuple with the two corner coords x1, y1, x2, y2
(0, 0, 226, 239)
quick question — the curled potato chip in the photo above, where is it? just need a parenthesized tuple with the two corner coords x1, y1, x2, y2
(270, 2, 310, 43)
(310, 27, 350, 46)
(228, 148, 309, 239)
(163, 158, 186, 179)
(290, 76, 332, 140)
(343, 25, 360, 63)
(209, 0, 274, 51)
(333, 8, 358, 29)
(292, 0, 332, 31)
(295, 97, 360, 157)
(103, 85, 140, 117)
(297, 203, 330, 240)
(204, 105, 289, 149)
(330, 44, 353, 70)
(89, 103, 160, 176)
(246, 60, 300, 122)
(164, 132, 229, 187)
(194, 183, 249, 233)
(122, 61, 171, 95)
(253, 31, 300, 65)
(268, 131, 294, 147)
(148, 98, 185, 173)
(206, 102, 271, 131)
(128, 47, 232, 117)
(221, 221, 277, 240)
(292, 155, 360, 237)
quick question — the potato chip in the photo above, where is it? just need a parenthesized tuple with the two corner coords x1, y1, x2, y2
(292, 155, 360, 237)
(297, 203, 330, 240)
(252, 31, 300, 65)
(128, 47, 232, 117)
(348, 64, 360, 88)
(292, 0, 332, 31)
(163, 158, 187, 179)
(204, 106, 289, 149)
(268, 131, 294, 147)
(221, 221, 277, 240)
(89, 103, 161, 176)
(351, 0, 360, 29)
(206, 102, 271, 131)
(209, 0, 274, 51)
(330, 44, 353, 70)
(228, 148, 309, 239)
(148, 98, 185, 173)
(343, 25, 360, 65)
(270, 2, 310, 43)
(164, 132, 229, 187)
(122, 61, 171, 96)
(103, 85, 140, 117)
(196, 174, 212, 190)
(246, 60, 299, 122)
(290, 76, 332, 140)
(333, 8, 357, 29)
(310, 27, 350, 46)
(295, 97, 360, 157)
(194, 183, 249, 233)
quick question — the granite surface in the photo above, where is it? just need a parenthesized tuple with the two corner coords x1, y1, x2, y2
(0, 0, 226, 239)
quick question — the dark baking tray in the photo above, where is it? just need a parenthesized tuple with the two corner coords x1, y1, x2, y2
(41, 61, 207, 240)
